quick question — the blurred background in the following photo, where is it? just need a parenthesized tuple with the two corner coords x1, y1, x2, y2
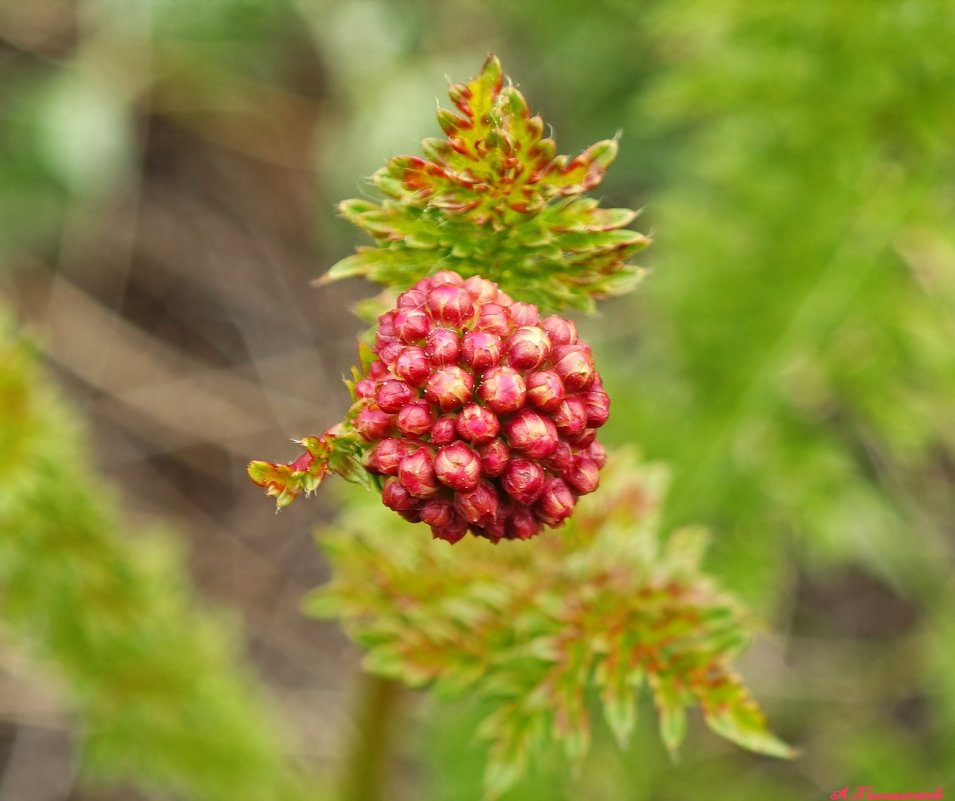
(1, 0, 953, 799)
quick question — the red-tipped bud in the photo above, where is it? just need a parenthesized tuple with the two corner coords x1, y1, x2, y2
(463, 275, 498, 303)
(382, 478, 416, 512)
(425, 327, 460, 366)
(396, 399, 435, 437)
(454, 480, 499, 525)
(553, 344, 596, 391)
(397, 288, 428, 309)
(504, 409, 558, 459)
(525, 370, 564, 412)
(394, 309, 431, 344)
(430, 270, 464, 286)
(354, 378, 376, 399)
(569, 427, 597, 449)
(430, 414, 458, 445)
(427, 284, 474, 325)
(508, 302, 539, 326)
(502, 458, 546, 504)
(552, 396, 588, 437)
(478, 438, 510, 477)
(506, 506, 541, 540)
(431, 514, 469, 544)
(461, 331, 502, 371)
(425, 366, 473, 411)
(586, 440, 607, 468)
(478, 366, 526, 414)
(476, 303, 512, 336)
(541, 314, 578, 347)
(543, 440, 573, 473)
(354, 406, 394, 441)
(398, 447, 440, 498)
(564, 455, 600, 495)
(536, 477, 576, 526)
(434, 441, 481, 492)
(395, 346, 430, 386)
(420, 497, 455, 529)
(375, 379, 415, 413)
(366, 438, 416, 475)
(506, 326, 552, 370)
(455, 402, 500, 444)
(583, 386, 610, 427)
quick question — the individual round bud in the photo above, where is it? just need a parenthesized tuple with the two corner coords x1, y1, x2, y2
(398, 447, 440, 498)
(366, 438, 416, 475)
(502, 458, 546, 504)
(398, 508, 421, 524)
(427, 284, 474, 325)
(382, 478, 416, 512)
(506, 506, 541, 540)
(504, 409, 559, 459)
(455, 402, 500, 444)
(506, 326, 552, 370)
(481, 517, 507, 543)
(552, 344, 596, 391)
(478, 438, 510, 477)
(430, 414, 458, 446)
(495, 289, 514, 306)
(430, 270, 464, 286)
(425, 366, 473, 411)
(525, 370, 564, 412)
(454, 480, 499, 525)
(461, 331, 502, 372)
(394, 309, 430, 344)
(564, 455, 600, 495)
(569, 427, 597, 449)
(395, 346, 430, 386)
(536, 477, 576, 526)
(583, 386, 610, 427)
(508, 302, 539, 326)
(586, 440, 607, 468)
(540, 314, 578, 347)
(396, 399, 435, 437)
(543, 440, 573, 473)
(425, 327, 460, 366)
(434, 441, 481, 492)
(420, 497, 454, 529)
(476, 303, 512, 336)
(431, 514, 469, 544)
(463, 275, 498, 303)
(397, 288, 428, 309)
(354, 378, 376, 399)
(375, 379, 415, 413)
(368, 360, 388, 380)
(354, 406, 394, 441)
(552, 396, 588, 438)
(478, 366, 526, 414)
(376, 339, 402, 364)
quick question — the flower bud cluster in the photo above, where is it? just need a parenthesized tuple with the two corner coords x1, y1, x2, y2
(353, 271, 609, 543)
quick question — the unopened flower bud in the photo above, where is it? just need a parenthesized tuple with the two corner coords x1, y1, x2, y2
(431, 514, 469, 544)
(420, 497, 455, 529)
(583, 386, 610, 427)
(382, 478, 416, 512)
(461, 331, 502, 371)
(540, 314, 578, 347)
(425, 366, 473, 411)
(395, 346, 430, 386)
(427, 284, 475, 325)
(377, 310, 397, 338)
(366, 438, 416, 475)
(463, 275, 498, 303)
(396, 399, 435, 437)
(430, 270, 464, 286)
(552, 344, 596, 391)
(502, 458, 546, 504)
(397, 288, 428, 309)
(504, 409, 558, 459)
(375, 379, 415, 413)
(506, 506, 541, 540)
(430, 414, 458, 445)
(536, 477, 576, 526)
(508, 302, 539, 326)
(506, 326, 552, 370)
(569, 427, 596, 449)
(478, 438, 510, 477)
(369, 360, 388, 380)
(394, 309, 431, 344)
(552, 396, 588, 437)
(564, 455, 600, 495)
(525, 370, 564, 412)
(478, 366, 526, 414)
(354, 406, 394, 441)
(354, 378, 376, 399)
(586, 440, 607, 468)
(477, 303, 512, 336)
(434, 441, 481, 492)
(398, 447, 440, 498)
(543, 440, 573, 473)
(377, 339, 402, 364)
(455, 402, 500, 444)
(454, 480, 499, 525)
(425, 327, 460, 366)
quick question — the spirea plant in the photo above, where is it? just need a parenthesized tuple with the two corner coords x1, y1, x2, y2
(250, 56, 792, 797)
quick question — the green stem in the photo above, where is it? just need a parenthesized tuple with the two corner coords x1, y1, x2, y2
(340, 674, 403, 801)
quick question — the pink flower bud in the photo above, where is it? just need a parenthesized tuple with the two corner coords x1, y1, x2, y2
(495, 289, 514, 306)
(398, 508, 422, 523)
(454, 480, 499, 525)
(420, 497, 455, 529)
(502, 458, 546, 504)
(398, 447, 440, 498)
(476, 303, 512, 336)
(427, 284, 474, 325)
(397, 288, 428, 309)
(552, 344, 596, 391)
(586, 440, 607, 468)
(354, 378, 376, 399)
(382, 478, 416, 512)
(434, 441, 481, 492)
(543, 440, 573, 473)
(396, 399, 435, 437)
(583, 386, 610, 427)
(478, 438, 510, 477)
(430, 414, 458, 445)
(430, 270, 464, 286)
(481, 517, 507, 543)
(425, 327, 460, 366)
(564, 455, 600, 495)
(536, 477, 576, 526)
(366, 438, 416, 475)
(431, 514, 469, 544)
(508, 302, 539, 326)
(455, 402, 500, 444)
(425, 366, 473, 411)
(505, 506, 541, 540)
(375, 379, 415, 413)
(552, 396, 588, 437)
(463, 275, 498, 303)
(540, 314, 578, 347)
(369, 360, 388, 380)
(478, 366, 526, 414)
(568, 427, 596, 449)
(394, 309, 430, 343)
(461, 331, 502, 371)
(376, 310, 397, 338)
(504, 409, 558, 459)
(525, 370, 564, 412)
(376, 339, 402, 364)
(506, 326, 552, 370)
(354, 406, 394, 441)
(395, 346, 430, 386)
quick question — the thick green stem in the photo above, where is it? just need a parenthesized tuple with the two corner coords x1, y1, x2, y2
(340, 673, 403, 801)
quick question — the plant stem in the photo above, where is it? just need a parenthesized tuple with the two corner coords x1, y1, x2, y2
(340, 673, 403, 801)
